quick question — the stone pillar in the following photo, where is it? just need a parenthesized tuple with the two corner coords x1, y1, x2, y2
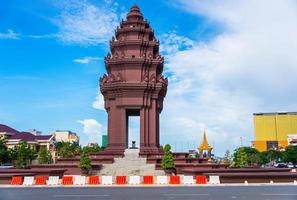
(106, 105, 127, 153)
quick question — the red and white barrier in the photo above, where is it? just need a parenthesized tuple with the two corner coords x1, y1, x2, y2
(156, 176, 168, 184)
(48, 176, 59, 185)
(9, 175, 223, 186)
(11, 176, 23, 185)
(143, 176, 154, 184)
(23, 176, 34, 186)
(182, 176, 194, 184)
(209, 175, 220, 184)
(88, 176, 100, 185)
(35, 176, 47, 185)
(101, 176, 113, 185)
(129, 176, 141, 185)
(62, 176, 73, 185)
(74, 176, 86, 185)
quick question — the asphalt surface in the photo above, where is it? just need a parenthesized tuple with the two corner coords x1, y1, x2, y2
(1, 186, 297, 200)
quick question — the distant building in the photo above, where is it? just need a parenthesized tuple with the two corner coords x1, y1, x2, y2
(253, 112, 297, 151)
(6, 132, 55, 151)
(54, 130, 79, 143)
(287, 134, 297, 146)
(0, 124, 19, 138)
(87, 143, 99, 147)
(0, 124, 55, 157)
(102, 135, 108, 148)
(28, 129, 42, 136)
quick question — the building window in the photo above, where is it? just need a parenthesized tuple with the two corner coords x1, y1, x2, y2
(266, 141, 278, 150)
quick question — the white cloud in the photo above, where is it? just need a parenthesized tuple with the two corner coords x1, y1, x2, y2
(160, 31, 194, 55)
(0, 29, 20, 39)
(54, 0, 122, 46)
(73, 56, 102, 64)
(92, 92, 105, 111)
(77, 119, 103, 145)
(160, 0, 297, 155)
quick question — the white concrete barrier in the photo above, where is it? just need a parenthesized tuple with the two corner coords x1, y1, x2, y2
(48, 176, 59, 185)
(74, 176, 86, 185)
(156, 176, 168, 184)
(182, 176, 194, 185)
(129, 176, 141, 185)
(23, 176, 34, 186)
(101, 176, 113, 185)
(209, 175, 220, 184)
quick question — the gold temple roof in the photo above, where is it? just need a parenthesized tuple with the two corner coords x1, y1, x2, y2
(198, 130, 213, 151)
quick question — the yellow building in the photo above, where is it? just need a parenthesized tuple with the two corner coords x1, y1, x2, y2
(53, 130, 79, 143)
(253, 112, 297, 151)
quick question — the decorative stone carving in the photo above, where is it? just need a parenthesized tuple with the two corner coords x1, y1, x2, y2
(157, 54, 164, 62)
(150, 73, 156, 83)
(121, 51, 125, 58)
(106, 53, 111, 60)
(143, 72, 149, 82)
(116, 73, 123, 82)
(115, 52, 119, 59)
(108, 74, 116, 82)
(157, 74, 168, 85)
(100, 74, 108, 86)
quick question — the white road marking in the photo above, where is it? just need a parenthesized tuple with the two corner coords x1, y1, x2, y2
(53, 194, 110, 198)
(163, 193, 209, 196)
(262, 194, 297, 196)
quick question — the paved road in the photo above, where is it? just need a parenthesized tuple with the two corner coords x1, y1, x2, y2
(1, 186, 297, 200)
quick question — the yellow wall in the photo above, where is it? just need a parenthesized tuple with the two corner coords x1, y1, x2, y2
(253, 113, 297, 151)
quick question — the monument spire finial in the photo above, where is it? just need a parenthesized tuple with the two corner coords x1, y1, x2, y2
(127, 3, 143, 21)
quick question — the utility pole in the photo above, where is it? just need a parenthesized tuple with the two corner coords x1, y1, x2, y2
(240, 136, 243, 147)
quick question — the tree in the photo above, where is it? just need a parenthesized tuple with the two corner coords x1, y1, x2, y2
(79, 150, 91, 171)
(281, 146, 297, 163)
(161, 144, 175, 170)
(264, 149, 281, 163)
(221, 150, 232, 165)
(0, 137, 9, 164)
(233, 147, 249, 168)
(257, 151, 269, 165)
(55, 142, 81, 158)
(81, 144, 102, 154)
(233, 146, 266, 167)
(38, 147, 52, 164)
(14, 141, 37, 168)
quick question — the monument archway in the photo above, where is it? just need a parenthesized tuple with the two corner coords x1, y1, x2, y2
(126, 109, 140, 148)
(99, 5, 168, 156)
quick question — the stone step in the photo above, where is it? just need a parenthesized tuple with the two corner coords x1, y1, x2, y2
(93, 149, 165, 176)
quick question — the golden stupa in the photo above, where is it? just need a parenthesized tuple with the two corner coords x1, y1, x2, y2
(198, 129, 213, 151)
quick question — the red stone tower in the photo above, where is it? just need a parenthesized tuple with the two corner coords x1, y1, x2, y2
(100, 5, 168, 155)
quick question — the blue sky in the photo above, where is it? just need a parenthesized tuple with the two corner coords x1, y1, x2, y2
(1, 0, 297, 155)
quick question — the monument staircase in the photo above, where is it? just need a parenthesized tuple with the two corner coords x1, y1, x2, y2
(92, 149, 165, 176)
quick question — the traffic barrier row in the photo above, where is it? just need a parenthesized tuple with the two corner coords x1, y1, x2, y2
(10, 175, 220, 186)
